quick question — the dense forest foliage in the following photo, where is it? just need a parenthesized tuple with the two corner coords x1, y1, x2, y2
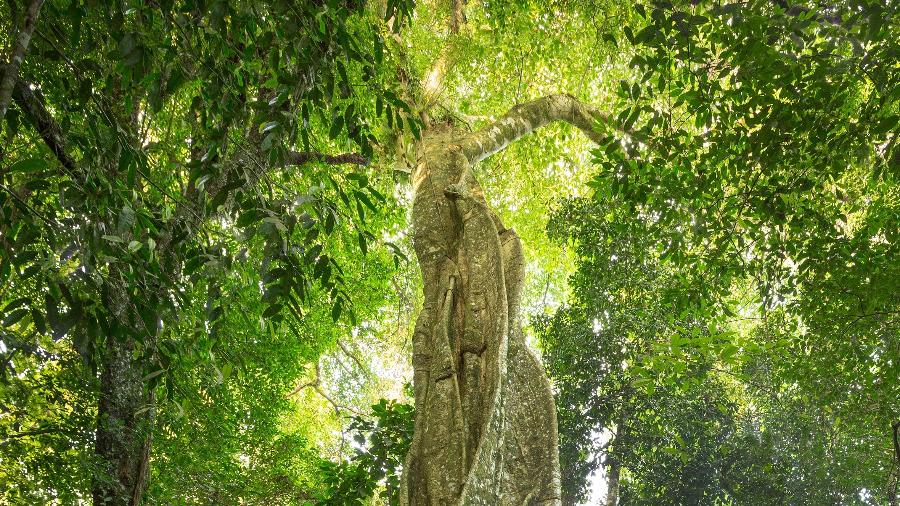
(0, 0, 897, 504)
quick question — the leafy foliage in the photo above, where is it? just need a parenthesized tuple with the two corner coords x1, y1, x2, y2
(1, 0, 414, 501)
(542, 1, 899, 502)
(318, 399, 413, 505)
(542, 196, 897, 505)
(1, 0, 898, 504)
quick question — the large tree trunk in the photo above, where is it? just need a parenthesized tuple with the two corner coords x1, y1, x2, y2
(401, 95, 613, 504)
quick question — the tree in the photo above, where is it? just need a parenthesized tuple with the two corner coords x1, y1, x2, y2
(540, 197, 890, 505)
(1, 1, 413, 503)
(540, 0, 900, 504)
(2, 0, 898, 504)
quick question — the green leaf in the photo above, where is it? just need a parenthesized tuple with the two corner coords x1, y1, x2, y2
(9, 158, 45, 173)
(2, 297, 29, 315)
(2, 308, 28, 326)
(329, 114, 344, 140)
(331, 298, 342, 322)
(357, 232, 368, 255)
(142, 369, 166, 382)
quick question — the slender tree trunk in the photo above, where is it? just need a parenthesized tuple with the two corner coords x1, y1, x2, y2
(890, 421, 900, 506)
(604, 457, 620, 506)
(400, 94, 615, 505)
(0, 0, 43, 122)
(604, 412, 627, 506)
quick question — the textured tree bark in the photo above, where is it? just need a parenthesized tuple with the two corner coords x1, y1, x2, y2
(401, 95, 611, 505)
(0, 0, 44, 121)
(604, 457, 620, 506)
(92, 331, 153, 506)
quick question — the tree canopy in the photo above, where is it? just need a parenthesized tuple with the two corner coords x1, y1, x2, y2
(0, 0, 897, 504)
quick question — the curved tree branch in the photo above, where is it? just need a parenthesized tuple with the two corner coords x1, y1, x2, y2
(460, 93, 618, 164)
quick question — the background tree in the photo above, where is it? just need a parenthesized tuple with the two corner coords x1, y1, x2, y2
(542, 0, 899, 504)
(1, 0, 413, 503)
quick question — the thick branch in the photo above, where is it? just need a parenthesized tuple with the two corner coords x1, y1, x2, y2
(449, 0, 466, 34)
(0, 0, 43, 121)
(3, 67, 77, 172)
(460, 94, 614, 164)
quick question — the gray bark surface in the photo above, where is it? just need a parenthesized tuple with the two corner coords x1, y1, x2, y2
(402, 95, 611, 504)
(0, 0, 44, 121)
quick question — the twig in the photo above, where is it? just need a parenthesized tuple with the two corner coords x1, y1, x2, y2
(285, 362, 363, 416)
(285, 150, 369, 167)
(336, 339, 368, 373)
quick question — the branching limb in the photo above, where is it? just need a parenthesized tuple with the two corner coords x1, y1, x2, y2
(286, 362, 362, 416)
(0, 0, 43, 121)
(460, 94, 621, 164)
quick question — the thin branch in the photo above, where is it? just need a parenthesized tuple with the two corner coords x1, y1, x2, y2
(0, 0, 43, 121)
(286, 362, 322, 397)
(285, 150, 368, 167)
(315, 384, 363, 416)
(0, 182, 54, 225)
(336, 338, 368, 374)
(285, 362, 362, 416)
(0, 426, 61, 447)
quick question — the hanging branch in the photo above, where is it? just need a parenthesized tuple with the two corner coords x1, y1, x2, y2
(0, 0, 44, 122)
